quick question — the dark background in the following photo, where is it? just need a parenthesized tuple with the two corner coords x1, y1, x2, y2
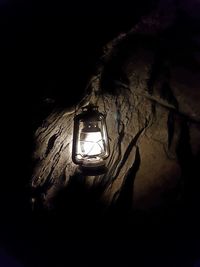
(1, 0, 200, 266)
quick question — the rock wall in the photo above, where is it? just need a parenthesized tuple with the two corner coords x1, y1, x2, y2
(31, 4, 200, 213)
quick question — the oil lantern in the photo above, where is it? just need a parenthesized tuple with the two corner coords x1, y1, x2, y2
(72, 104, 109, 169)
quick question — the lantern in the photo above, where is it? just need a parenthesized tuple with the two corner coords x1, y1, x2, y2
(72, 104, 109, 169)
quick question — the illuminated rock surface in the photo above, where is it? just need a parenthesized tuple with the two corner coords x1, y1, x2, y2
(31, 4, 200, 214)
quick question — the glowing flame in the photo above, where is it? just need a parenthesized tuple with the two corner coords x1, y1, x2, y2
(80, 131, 104, 156)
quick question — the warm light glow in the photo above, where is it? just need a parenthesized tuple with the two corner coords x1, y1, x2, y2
(80, 131, 104, 156)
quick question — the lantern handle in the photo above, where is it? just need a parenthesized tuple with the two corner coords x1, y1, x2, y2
(91, 84, 107, 117)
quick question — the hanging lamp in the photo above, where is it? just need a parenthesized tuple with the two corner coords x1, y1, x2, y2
(72, 103, 110, 170)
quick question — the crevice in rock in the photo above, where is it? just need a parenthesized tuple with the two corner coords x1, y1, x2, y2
(167, 110, 175, 148)
(105, 101, 125, 181)
(112, 127, 145, 183)
(114, 146, 141, 212)
(147, 50, 163, 95)
(31, 176, 54, 210)
(160, 81, 179, 109)
(45, 133, 58, 156)
(36, 114, 62, 140)
(176, 119, 194, 202)
(151, 101, 156, 117)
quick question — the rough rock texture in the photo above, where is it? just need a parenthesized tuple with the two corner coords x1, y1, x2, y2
(31, 3, 200, 213)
